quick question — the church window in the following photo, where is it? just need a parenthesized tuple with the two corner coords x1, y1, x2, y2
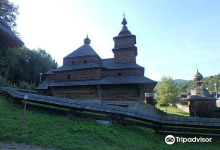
(67, 75, 71, 80)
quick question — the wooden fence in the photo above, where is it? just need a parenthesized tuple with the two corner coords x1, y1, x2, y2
(1, 86, 220, 138)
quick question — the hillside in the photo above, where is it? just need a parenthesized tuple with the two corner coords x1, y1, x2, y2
(177, 74, 220, 93)
(173, 79, 189, 84)
(157, 79, 188, 84)
(1, 94, 220, 150)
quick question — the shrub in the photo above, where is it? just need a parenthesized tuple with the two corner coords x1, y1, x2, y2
(18, 81, 36, 90)
(0, 75, 12, 87)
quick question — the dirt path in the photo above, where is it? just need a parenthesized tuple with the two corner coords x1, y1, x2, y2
(0, 141, 57, 150)
(217, 99, 220, 107)
(176, 103, 189, 113)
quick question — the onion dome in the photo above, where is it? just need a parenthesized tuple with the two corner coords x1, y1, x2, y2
(119, 14, 131, 36)
(84, 35, 91, 44)
(122, 17, 127, 26)
(189, 69, 215, 100)
(194, 69, 203, 86)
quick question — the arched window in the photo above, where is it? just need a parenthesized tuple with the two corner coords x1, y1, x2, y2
(72, 61, 74, 65)
(84, 60, 86, 64)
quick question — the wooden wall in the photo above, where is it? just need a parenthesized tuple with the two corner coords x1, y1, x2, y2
(37, 89, 53, 96)
(51, 83, 155, 101)
(113, 48, 137, 63)
(53, 68, 101, 81)
(189, 100, 217, 118)
(63, 55, 101, 66)
(100, 84, 140, 101)
(52, 86, 99, 100)
(101, 68, 144, 77)
(114, 36, 136, 48)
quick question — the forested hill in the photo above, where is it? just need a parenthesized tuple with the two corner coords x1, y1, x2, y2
(174, 79, 188, 84)
(177, 74, 220, 93)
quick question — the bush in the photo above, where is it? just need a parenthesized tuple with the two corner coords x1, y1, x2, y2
(0, 75, 12, 87)
(18, 81, 36, 90)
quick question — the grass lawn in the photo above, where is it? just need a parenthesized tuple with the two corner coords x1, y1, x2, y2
(0, 94, 220, 150)
(157, 106, 189, 117)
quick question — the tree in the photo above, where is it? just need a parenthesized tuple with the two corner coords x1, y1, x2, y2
(0, 46, 53, 88)
(155, 76, 178, 111)
(0, 0, 19, 30)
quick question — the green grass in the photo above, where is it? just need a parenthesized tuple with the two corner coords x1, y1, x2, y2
(0, 94, 220, 150)
(157, 106, 190, 117)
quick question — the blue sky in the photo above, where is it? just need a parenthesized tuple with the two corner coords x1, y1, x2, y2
(10, 0, 220, 81)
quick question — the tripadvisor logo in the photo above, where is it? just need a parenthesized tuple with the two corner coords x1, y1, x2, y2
(165, 135, 175, 145)
(165, 135, 212, 145)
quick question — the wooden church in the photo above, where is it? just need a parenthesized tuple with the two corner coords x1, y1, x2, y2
(36, 16, 157, 107)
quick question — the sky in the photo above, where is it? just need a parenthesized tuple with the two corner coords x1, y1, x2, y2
(10, 0, 220, 81)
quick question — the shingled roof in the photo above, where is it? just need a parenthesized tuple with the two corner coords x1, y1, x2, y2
(36, 75, 157, 89)
(36, 80, 54, 90)
(45, 69, 57, 75)
(64, 44, 100, 58)
(0, 18, 24, 47)
(64, 36, 100, 59)
(101, 58, 143, 69)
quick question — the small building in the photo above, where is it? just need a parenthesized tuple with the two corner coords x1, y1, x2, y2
(0, 18, 24, 48)
(188, 70, 217, 118)
(178, 93, 190, 105)
(210, 91, 220, 99)
(36, 15, 157, 108)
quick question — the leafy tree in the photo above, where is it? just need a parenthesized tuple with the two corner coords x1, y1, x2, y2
(155, 76, 178, 110)
(0, 0, 19, 30)
(0, 46, 53, 89)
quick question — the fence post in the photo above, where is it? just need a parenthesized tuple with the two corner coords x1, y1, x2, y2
(21, 94, 28, 130)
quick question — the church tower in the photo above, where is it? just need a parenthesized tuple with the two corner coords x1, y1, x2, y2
(113, 14, 137, 63)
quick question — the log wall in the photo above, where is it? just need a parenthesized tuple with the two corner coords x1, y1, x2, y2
(113, 48, 137, 63)
(101, 68, 144, 77)
(53, 68, 101, 81)
(52, 86, 99, 100)
(63, 55, 101, 66)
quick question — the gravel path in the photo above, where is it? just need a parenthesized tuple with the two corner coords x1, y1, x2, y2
(0, 142, 57, 150)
